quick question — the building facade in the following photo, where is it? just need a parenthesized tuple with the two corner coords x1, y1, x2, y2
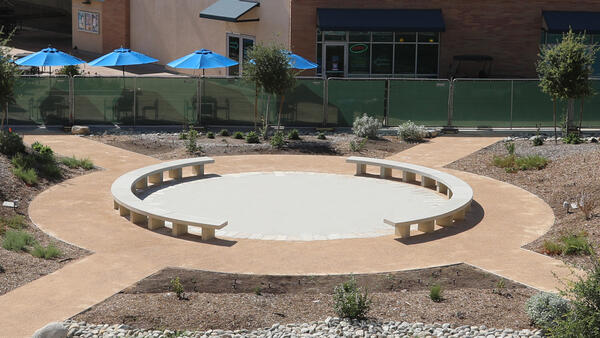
(72, 0, 600, 78)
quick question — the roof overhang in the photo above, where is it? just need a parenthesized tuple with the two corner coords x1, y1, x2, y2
(200, 0, 259, 23)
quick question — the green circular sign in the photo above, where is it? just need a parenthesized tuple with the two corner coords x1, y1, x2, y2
(350, 43, 368, 54)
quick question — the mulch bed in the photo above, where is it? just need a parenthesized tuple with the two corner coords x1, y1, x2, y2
(72, 264, 536, 331)
(446, 139, 600, 269)
(87, 132, 415, 160)
(0, 154, 91, 296)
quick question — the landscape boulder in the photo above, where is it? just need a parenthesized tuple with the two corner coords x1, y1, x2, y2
(71, 125, 90, 135)
(32, 322, 67, 338)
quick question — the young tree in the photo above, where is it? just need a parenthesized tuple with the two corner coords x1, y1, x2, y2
(0, 29, 20, 130)
(243, 43, 296, 134)
(536, 29, 598, 143)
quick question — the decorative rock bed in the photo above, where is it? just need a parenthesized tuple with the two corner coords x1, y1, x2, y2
(59, 318, 544, 338)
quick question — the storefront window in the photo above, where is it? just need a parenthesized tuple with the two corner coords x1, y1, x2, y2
(349, 31, 370, 42)
(372, 32, 393, 42)
(324, 31, 346, 41)
(417, 44, 438, 74)
(316, 43, 322, 74)
(316, 29, 322, 42)
(418, 32, 439, 43)
(395, 32, 416, 43)
(394, 44, 416, 74)
(348, 42, 370, 74)
(371, 44, 393, 74)
(227, 34, 255, 76)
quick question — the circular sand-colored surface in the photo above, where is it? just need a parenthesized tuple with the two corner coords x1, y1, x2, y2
(141, 171, 447, 241)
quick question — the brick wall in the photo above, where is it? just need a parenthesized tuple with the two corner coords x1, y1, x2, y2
(290, 0, 600, 78)
(101, 0, 130, 52)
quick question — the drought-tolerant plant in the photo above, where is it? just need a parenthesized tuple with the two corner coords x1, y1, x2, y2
(505, 142, 515, 155)
(56, 65, 81, 77)
(352, 114, 380, 139)
(398, 120, 426, 143)
(2, 229, 35, 251)
(493, 278, 508, 296)
(218, 129, 230, 137)
(178, 132, 187, 140)
(61, 156, 94, 170)
(349, 138, 367, 152)
(532, 136, 544, 146)
(245, 131, 260, 144)
(12, 165, 38, 185)
(270, 131, 285, 148)
(429, 283, 443, 302)
(233, 131, 244, 140)
(549, 258, 600, 337)
(317, 132, 326, 140)
(170, 277, 185, 300)
(31, 141, 53, 156)
(563, 133, 583, 144)
(560, 232, 592, 255)
(333, 277, 371, 319)
(577, 190, 598, 220)
(3, 215, 25, 230)
(526, 292, 570, 330)
(253, 286, 263, 296)
(206, 131, 215, 139)
(31, 243, 61, 259)
(287, 129, 301, 140)
(493, 154, 548, 172)
(0, 130, 25, 156)
(186, 128, 199, 154)
(543, 240, 565, 255)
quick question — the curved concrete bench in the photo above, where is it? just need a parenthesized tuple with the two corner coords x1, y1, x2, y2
(111, 157, 227, 241)
(346, 156, 473, 238)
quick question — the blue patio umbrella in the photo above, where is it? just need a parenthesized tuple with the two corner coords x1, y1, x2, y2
(88, 47, 159, 76)
(167, 49, 238, 123)
(14, 47, 84, 74)
(249, 50, 318, 70)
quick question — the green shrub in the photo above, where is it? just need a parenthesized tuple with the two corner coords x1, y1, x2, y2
(515, 155, 548, 170)
(349, 138, 367, 152)
(526, 292, 570, 330)
(532, 137, 544, 146)
(543, 240, 565, 255)
(0, 131, 25, 157)
(287, 129, 301, 140)
(187, 129, 199, 153)
(170, 277, 185, 300)
(352, 114, 380, 139)
(561, 232, 592, 255)
(4, 215, 25, 230)
(56, 65, 81, 77)
(333, 277, 371, 319)
(61, 156, 94, 170)
(31, 243, 61, 259)
(317, 132, 326, 140)
(2, 230, 36, 251)
(505, 142, 516, 155)
(563, 133, 583, 144)
(270, 131, 285, 148)
(245, 131, 260, 144)
(253, 286, 262, 296)
(178, 132, 187, 140)
(233, 131, 244, 139)
(12, 166, 38, 185)
(549, 259, 600, 337)
(218, 129, 230, 137)
(206, 131, 215, 139)
(429, 284, 443, 302)
(31, 141, 53, 157)
(398, 120, 426, 142)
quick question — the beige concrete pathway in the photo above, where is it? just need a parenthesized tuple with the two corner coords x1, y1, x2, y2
(0, 135, 572, 337)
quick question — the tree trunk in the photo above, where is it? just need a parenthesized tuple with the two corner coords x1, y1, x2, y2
(553, 98, 557, 144)
(277, 94, 285, 130)
(264, 94, 271, 138)
(0, 104, 6, 131)
(579, 98, 584, 131)
(567, 98, 576, 133)
(254, 85, 258, 131)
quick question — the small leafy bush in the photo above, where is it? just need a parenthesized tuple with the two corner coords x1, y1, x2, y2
(563, 133, 583, 144)
(31, 141, 53, 157)
(398, 120, 426, 143)
(61, 156, 94, 170)
(12, 166, 38, 185)
(287, 129, 301, 140)
(56, 65, 81, 77)
(31, 243, 61, 259)
(178, 132, 187, 140)
(245, 131, 260, 144)
(505, 142, 516, 155)
(560, 232, 592, 255)
(253, 286, 262, 296)
(333, 277, 371, 319)
(206, 131, 215, 139)
(170, 277, 185, 300)
(429, 284, 443, 302)
(532, 136, 544, 146)
(270, 131, 285, 148)
(2, 230, 36, 251)
(218, 129, 230, 137)
(493, 154, 548, 172)
(317, 132, 326, 140)
(0, 131, 25, 157)
(352, 113, 380, 139)
(186, 129, 199, 153)
(526, 292, 570, 330)
(349, 138, 367, 152)
(4, 215, 25, 230)
(233, 131, 244, 139)
(543, 240, 565, 255)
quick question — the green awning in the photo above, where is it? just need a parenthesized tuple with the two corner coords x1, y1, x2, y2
(199, 0, 259, 22)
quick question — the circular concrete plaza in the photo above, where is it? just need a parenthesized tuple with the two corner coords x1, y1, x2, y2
(141, 171, 448, 241)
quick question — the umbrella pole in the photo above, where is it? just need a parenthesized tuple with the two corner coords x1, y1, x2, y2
(196, 76, 201, 126)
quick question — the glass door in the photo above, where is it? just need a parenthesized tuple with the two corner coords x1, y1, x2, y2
(324, 44, 346, 78)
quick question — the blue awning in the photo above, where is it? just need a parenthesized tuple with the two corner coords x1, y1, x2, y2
(317, 8, 445, 32)
(543, 11, 600, 34)
(200, 0, 259, 22)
